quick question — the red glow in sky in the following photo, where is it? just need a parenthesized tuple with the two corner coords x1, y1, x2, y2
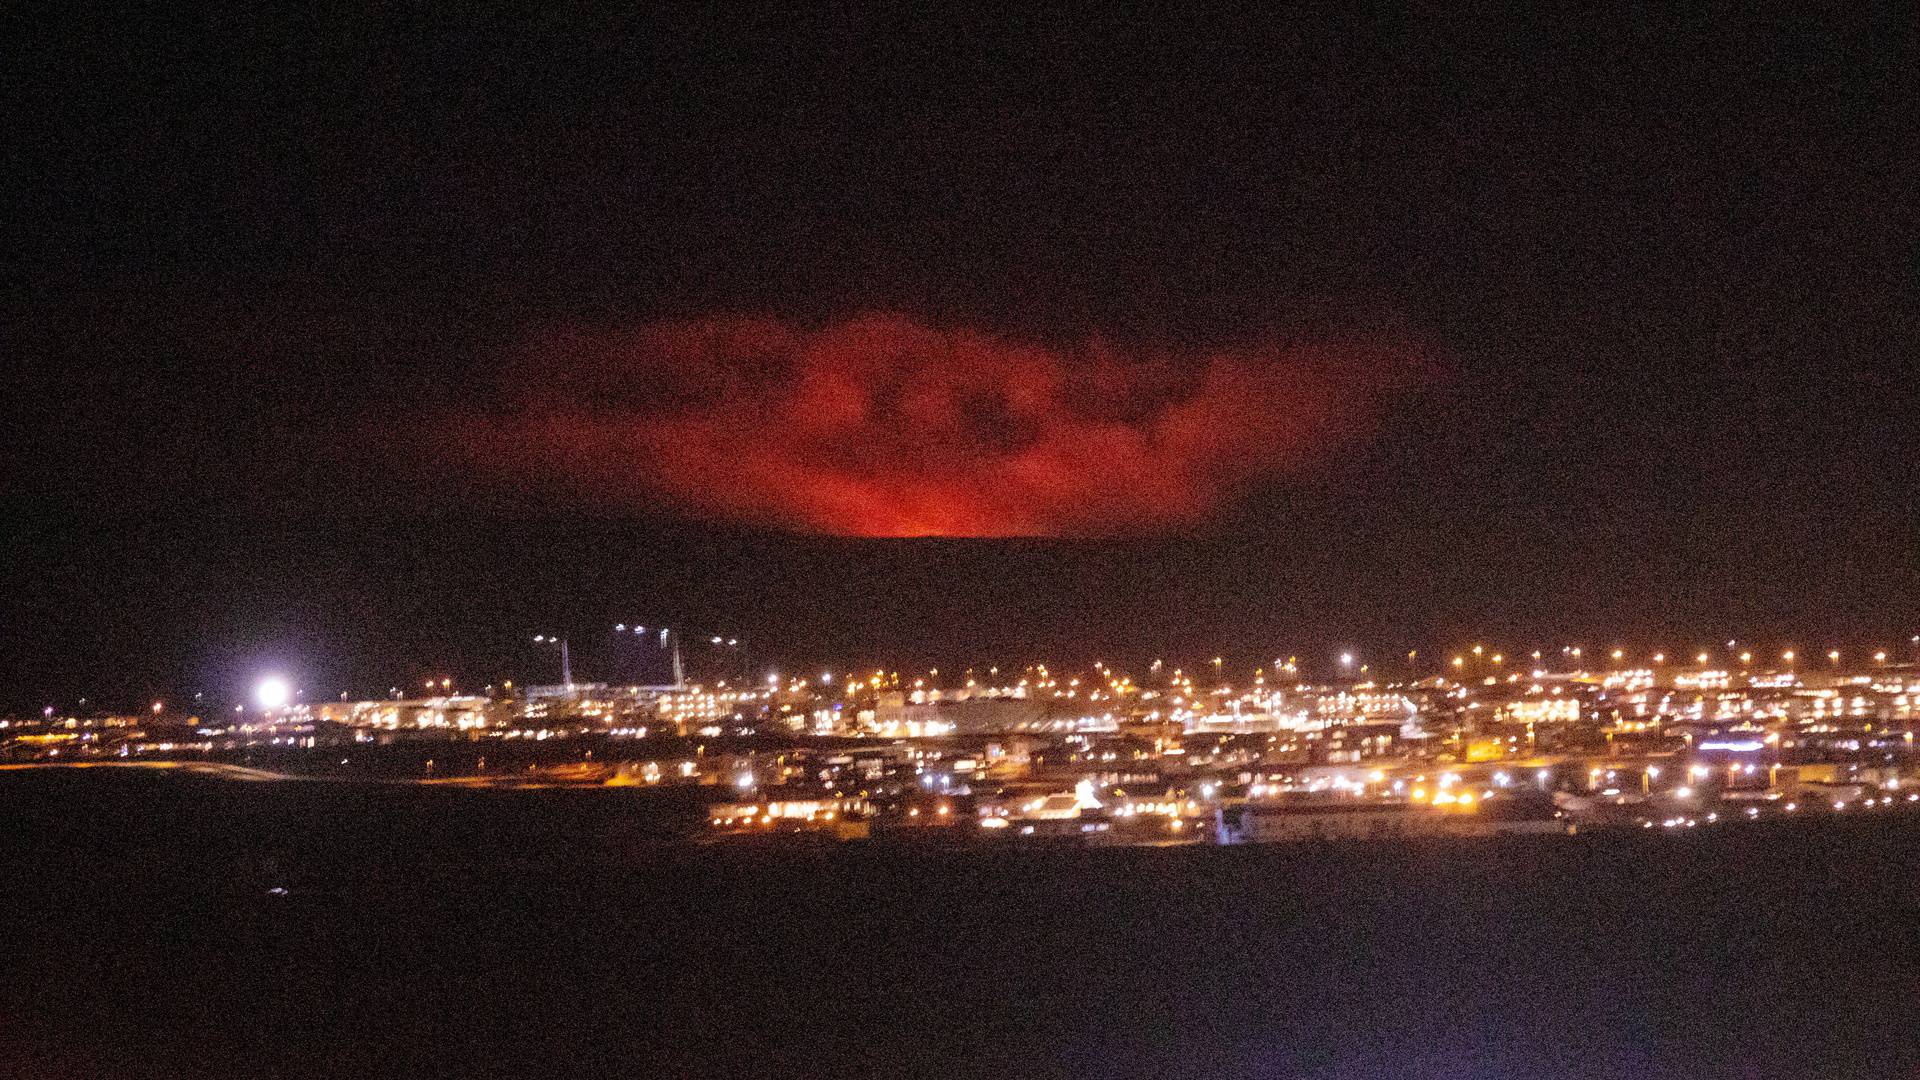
(471, 314, 1430, 537)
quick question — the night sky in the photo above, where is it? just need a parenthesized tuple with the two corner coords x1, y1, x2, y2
(6, 8, 1915, 709)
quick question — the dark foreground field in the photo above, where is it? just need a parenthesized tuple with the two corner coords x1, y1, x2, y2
(4, 770, 1919, 1079)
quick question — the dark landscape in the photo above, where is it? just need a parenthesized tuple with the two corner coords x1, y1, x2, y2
(6, 769, 1918, 1080)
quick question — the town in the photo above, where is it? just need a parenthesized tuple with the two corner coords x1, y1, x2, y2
(9, 637, 1920, 847)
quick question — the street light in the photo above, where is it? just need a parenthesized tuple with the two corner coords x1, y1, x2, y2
(255, 676, 291, 710)
(617, 624, 689, 685)
(533, 635, 573, 686)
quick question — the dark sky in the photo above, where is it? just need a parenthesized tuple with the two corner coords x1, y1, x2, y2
(5, 7, 1915, 709)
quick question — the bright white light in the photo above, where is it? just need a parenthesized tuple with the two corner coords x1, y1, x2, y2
(255, 676, 291, 709)
(1073, 778, 1104, 811)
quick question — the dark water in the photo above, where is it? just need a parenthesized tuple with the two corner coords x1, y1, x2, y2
(4, 770, 1918, 1079)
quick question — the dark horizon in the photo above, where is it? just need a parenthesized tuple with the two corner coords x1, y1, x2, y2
(7, 8, 1915, 710)
(9, 507, 1917, 713)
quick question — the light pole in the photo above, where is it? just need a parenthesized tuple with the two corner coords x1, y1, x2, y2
(533, 635, 572, 687)
(615, 624, 687, 688)
(708, 635, 744, 684)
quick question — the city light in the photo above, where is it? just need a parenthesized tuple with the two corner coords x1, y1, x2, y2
(254, 676, 291, 710)
(7, 631, 1918, 852)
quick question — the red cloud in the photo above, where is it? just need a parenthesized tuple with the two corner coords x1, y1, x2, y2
(466, 314, 1432, 537)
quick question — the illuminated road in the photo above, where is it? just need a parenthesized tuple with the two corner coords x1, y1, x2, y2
(0, 760, 299, 782)
(0, 759, 620, 790)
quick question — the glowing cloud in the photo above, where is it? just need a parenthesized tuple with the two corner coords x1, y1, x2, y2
(466, 314, 1432, 537)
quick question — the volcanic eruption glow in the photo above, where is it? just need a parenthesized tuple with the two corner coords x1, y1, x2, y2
(469, 314, 1430, 537)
